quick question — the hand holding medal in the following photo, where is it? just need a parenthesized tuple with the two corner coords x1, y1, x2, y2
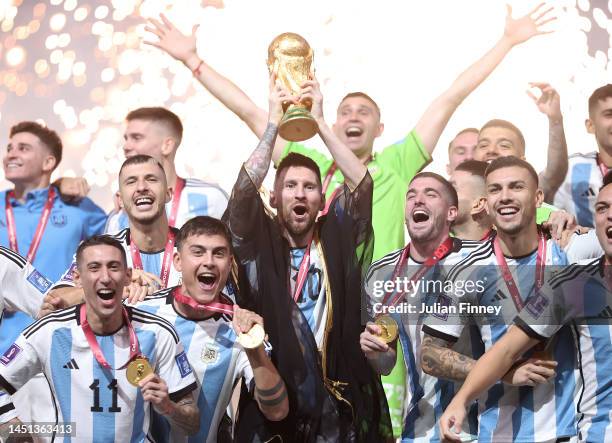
(233, 305, 266, 350)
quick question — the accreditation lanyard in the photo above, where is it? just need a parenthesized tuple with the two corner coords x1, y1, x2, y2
(381, 237, 455, 307)
(5, 187, 56, 263)
(173, 287, 234, 316)
(168, 177, 185, 228)
(493, 233, 547, 311)
(292, 241, 313, 303)
(80, 304, 139, 370)
(597, 154, 609, 178)
(129, 229, 176, 289)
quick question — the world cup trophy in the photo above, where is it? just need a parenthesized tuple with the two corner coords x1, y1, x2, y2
(267, 33, 318, 142)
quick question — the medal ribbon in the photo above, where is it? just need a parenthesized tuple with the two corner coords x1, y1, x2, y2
(130, 229, 176, 288)
(5, 187, 56, 262)
(173, 287, 234, 315)
(80, 304, 139, 370)
(493, 232, 547, 311)
(321, 163, 338, 195)
(168, 177, 185, 228)
(381, 237, 455, 308)
(597, 154, 609, 178)
(291, 233, 320, 302)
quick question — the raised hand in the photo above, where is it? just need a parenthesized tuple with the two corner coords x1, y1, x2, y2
(527, 82, 562, 121)
(503, 3, 556, 47)
(144, 13, 199, 66)
(268, 71, 297, 125)
(299, 72, 324, 123)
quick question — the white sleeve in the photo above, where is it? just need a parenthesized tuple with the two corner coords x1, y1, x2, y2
(564, 230, 602, 263)
(154, 327, 197, 402)
(0, 390, 17, 423)
(0, 250, 51, 318)
(0, 334, 43, 395)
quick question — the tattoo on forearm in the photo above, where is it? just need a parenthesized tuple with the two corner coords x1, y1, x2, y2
(167, 395, 199, 435)
(245, 122, 278, 188)
(421, 335, 475, 382)
(257, 388, 287, 407)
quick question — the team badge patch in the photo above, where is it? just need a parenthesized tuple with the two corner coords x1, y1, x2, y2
(201, 343, 220, 364)
(0, 344, 22, 366)
(27, 269, 52, 293)
(62, 263, 78, 283)
(525, 293, 550, 320)
(175, 351, 192, 378)
(51, 214, 67, 227)
(431, 294, 451, 321)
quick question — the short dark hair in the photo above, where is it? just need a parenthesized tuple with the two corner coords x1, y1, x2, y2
(485, 156, 539, 186)
(455, 159, 488, 178)
(588, 84, 612, 117)
(448, 127, 479, 154)
(409, 172, 459, 207)
(275, 153, 322, 187)
(176, 216, 232, 251)
(76, 235, 127, 269)
(118, 154, 165, 178)
(339, 92, 381, 118)
(480, 119, 525, 154)
(126, 107, 183, 146)
(9, 121, 62, 169)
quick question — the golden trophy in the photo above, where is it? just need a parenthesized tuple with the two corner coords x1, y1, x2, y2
(268, 33, 318, 142)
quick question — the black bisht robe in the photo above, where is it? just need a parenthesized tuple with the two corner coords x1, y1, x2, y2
(223, 167, 392, 442)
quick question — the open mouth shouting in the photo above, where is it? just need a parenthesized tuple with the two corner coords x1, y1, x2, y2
(133, 195, 155, 211)
(345, 126, 364, 139)
(96, 288, 117, 307)
(496, 205, 520, 221)
(292, 203, 309, 220)
(197, 271, 218, 292)
(606, 226, 612, 240)
(412, 209, 430, 225)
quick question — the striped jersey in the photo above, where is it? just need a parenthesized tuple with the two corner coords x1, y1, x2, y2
(553, 152, 603, 228)
(289, 245, 327, 347)
(564, 229, 603, 263)
(0, 246, 50, 322)
(136, 287, 254, 443)
(105, 178, 229, 233)
(516, 256, 612, 443)
(423, 238, 577, 442)
(0, 304, 197, 442)
(53, 228, 182, 290)
(364, 238, 483, 442)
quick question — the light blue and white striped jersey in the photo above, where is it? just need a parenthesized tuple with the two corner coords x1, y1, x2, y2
(517, 256, 612, 443)
(553, 152, 603, 228)
(289, 245, 327, 346)
(365, 238, 483, 443)
(423, 238, 578, 442)
(105, 178, 229, 233)
(0, 390, 16, 422)
(136, 287, 253, 443)
(53, 228, 182, 290)
(0, 304, 197, 442)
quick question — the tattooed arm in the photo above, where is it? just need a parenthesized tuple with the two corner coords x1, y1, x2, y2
(244, 73, 298, 188)
(233, 306, 289, 421)
(420, 334, 475, 382)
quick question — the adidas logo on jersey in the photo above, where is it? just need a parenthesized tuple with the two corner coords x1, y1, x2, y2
(581, 187, 596, 197)
(63, 358, 79, 370)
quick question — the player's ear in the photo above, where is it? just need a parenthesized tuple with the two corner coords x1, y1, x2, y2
(535, 188, 544, 208)
(447, 205, 458, 223)
(471, 197, 487, 216)
(585, 118, 595, 134)
(73, 269, 82, 288)
(173, 251, 182, 273)
(269, 190, 278, 209)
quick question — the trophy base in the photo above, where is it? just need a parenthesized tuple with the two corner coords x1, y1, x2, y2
(279, 106, 318, 142)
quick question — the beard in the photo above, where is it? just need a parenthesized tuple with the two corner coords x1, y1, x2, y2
(280, 208, 317, 240)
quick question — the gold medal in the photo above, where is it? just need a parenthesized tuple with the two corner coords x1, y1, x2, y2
(126, 357, 153, 387)
(236, 323, 265, 349)
(375, 315, 398, 343)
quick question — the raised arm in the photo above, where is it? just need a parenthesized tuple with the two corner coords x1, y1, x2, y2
(233, 306, 288, 421)
(528, 82, 568, 202)
(144, 14, 288, 163)
(300, 75, 367, 190)
(414, 3, 556, 154)
(244, 74, 296, 189)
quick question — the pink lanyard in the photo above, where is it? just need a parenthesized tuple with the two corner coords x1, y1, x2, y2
(292, 243, 312, 302)
(129, 230, 176, 288)
(493, 233, 546, 311)
(382, 237, 455, 307)
(80, 304, 139, 370)
(5, 187, 56, 262)
(173, 287, 234, 315)
(168, 177, 185, 228)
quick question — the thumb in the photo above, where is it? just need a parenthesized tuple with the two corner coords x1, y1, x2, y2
(505, 4, 512, 18)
